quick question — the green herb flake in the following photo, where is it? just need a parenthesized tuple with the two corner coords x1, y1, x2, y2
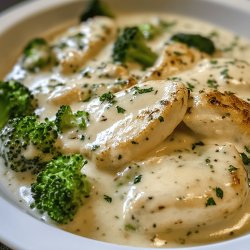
(209, 31, 219, 38)
(99, 92, 117, 104)
(187, 82, 195, 92)
(215, 187, 223, 199)
(104, 195, 112, 203)
(205, 158, 211, 163)
(125, 224, 136, 231)
(192, 141, 205, 150)
(240, 153, 250, 165)
(133, 174, 142, 184)
(206, 197, 216, 207)
(245, 146, 250, 153)
(116, 106, 126, 114)
(173, 51, 183, 56)
(210, 60, 218, 65)
(158, 116, 164, 122)
(220, 68, 230, 79)
(133, 86, 154, 95)
(131, 141, 138, 145)
(91, 145, 100, 151)
(207, 79, 218, 89)
(228, 165, 238, 173)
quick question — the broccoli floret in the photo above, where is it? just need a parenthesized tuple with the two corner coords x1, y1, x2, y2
(112, 27, 158, 68)
(31, 154, 90, 224)
(80, 0, 114, 22)
(0, 116, 58, 172)
(170, 33, 216, 55)
(139, 20, 176, 40)
(22, 38, 51, 71)
(138, 23, 162, 40)
(0, 80, 37, 130)
(55, 105, 89, 132)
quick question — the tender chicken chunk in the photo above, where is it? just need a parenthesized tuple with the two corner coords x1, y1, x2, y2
(47, 76, 137, 106)
(175, 58, 250, 100)
(48, 84, 85, 105)
(183, 91, 250, 145)
(121, 144, 249, 233)
(53, 17, 117, 74)
(60, 81, 188, 169)
(141, 42, 209, 82)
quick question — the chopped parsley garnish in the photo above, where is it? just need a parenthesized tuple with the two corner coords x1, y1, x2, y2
(245, 146, 250, 153)
(116, 106, 126, 114)
(91, 145, 100, 151)
(220, 68, 230, 79)
(133, 86, 154, 95)
(174, 51, 183, 56)
(99, 92, 117, 104)
(209, 31, 219, 38)
(131, 141, 138, 145)
(206, 197, 216, 207)
(104, 195, 112, 203)
(187, 82, 195, 92)
(168, 77, 182, 81)
(240, 153, 250, 165)
(215, 187, 223, 199)
(158, 116, 164, 122)
(192, 141, 205, 150)
(205, 158, 211, 163)
(228, 165, 238, 173)
(125, 224, 136, 231)
(210, 60, 218, 65)
(133, 174, 142, 184)
(207, 79, 218, 89)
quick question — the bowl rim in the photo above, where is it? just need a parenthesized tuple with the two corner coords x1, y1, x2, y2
(0, 0, 250, 250)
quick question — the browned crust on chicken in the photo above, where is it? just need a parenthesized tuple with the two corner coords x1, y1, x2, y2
(205, 91, 250, 132)
(142, 42, 210, 82)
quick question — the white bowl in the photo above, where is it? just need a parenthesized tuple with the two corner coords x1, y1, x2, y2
(0, 0, 249, 249)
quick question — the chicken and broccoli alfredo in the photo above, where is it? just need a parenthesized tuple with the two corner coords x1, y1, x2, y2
(0, 0, 250, 248)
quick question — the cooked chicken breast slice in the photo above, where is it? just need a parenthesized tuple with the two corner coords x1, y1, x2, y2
(85, 81, 188, 169)
(183, 91, 250, 145)
(175, 58, 250, 100)
(53, 17, 117, 74)
(60, 81, 188, 168)
(47, 77, 137, 106)
(121, 143, 249, 233)
(141, 42, 209, 82)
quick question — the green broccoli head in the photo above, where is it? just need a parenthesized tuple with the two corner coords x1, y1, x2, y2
(22, 38, 51, 71)
(55, 105, 89, 132)
(31, 154, 90, 224)
(112, 27, 158, 68)
(0, 116, 58, 172)
(80, 0, 114, 22)
(170, 33, 216, 55)
(138, 23, 163, 40)
(0, 80, 37, 130)
(138, 20, 176, 40)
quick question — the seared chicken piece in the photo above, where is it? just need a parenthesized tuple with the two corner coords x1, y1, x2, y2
(53, 17, 117, 74)
(176, 58, 250, 100)
(183, 91, 250, 144)
(121, 143, 249, 232)
(48, 84, 85, 105)
(60, 81, 188, 168)
(141, 42, 209, 82)
(84, 81, 188, 169)
(48, 77, 137, 106)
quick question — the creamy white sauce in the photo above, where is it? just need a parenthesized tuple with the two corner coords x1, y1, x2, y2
(1, 12, 250, 248)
